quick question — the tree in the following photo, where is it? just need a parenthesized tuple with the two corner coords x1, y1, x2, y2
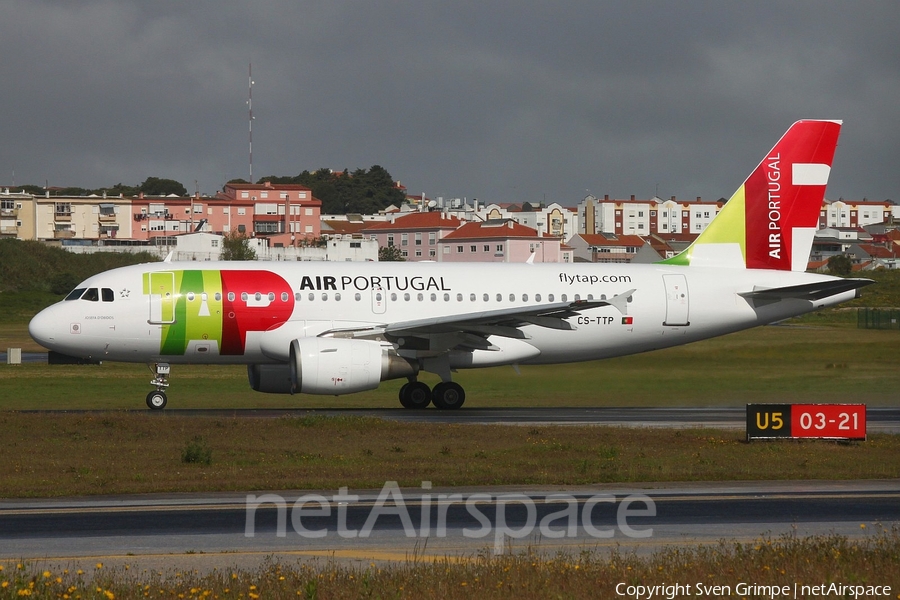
(378, 245, 405, 262)
(140, 177, 187, 196)
(259, 165, 406, 215)
(221, 231, 257, 261)
(827, 254, 852, 277)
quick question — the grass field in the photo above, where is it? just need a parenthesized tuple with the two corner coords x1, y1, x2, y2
(1, 412, 898, 498)
(2, 324, 898, 410)
(3, 531, 899, 599)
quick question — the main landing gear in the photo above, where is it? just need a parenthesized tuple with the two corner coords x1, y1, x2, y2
(146, 362, 170, 410)
(398, 379, 466, 410)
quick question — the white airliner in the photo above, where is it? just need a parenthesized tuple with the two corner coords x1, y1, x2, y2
(29, 120, 870, 410)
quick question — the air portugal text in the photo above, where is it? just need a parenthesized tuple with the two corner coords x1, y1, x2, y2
(298, 275, 451, 292)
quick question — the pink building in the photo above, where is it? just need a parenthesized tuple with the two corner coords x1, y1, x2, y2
(130, 195, 255, 242)
(438, 219, 568, 263)
(218, 182, 322, 246)
(360, 211, 463, 261)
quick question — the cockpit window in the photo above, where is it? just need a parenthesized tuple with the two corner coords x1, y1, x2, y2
(82, 288, 100, 302)
(102, 288, 115, 302)
(65, 288, 86, 301)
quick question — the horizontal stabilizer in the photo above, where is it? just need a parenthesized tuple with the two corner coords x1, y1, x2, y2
(739, 278, 873, 302)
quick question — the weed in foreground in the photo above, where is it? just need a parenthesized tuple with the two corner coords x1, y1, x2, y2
(2, 530, 898, 599)
(181, 436, 212, 465)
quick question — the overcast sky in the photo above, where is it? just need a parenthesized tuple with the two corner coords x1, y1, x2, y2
(1, 1, 897, 205)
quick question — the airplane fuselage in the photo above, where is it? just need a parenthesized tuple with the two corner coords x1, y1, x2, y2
(29, 260, 855, 367)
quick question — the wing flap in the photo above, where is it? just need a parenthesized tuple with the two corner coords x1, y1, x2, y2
(739, 278, 873, 302)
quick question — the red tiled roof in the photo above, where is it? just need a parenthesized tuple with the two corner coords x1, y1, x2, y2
(360, 211, 462, 231)
(578, 233, 645, 247)
(441, 220, 542, 240)
(858, 244, 897, 259)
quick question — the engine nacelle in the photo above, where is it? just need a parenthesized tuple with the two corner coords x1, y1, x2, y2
(289, 337, 417, 395)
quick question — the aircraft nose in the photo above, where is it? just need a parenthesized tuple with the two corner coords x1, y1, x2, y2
(29, 306, 61, 349)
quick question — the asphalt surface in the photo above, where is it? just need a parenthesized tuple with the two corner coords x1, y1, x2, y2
(2, 480, 898, 570)
(18, 406, 900, 433)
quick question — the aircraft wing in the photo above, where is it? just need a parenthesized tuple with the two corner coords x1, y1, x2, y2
(324, 289, 635, 351)
(739, 278, 873, 302)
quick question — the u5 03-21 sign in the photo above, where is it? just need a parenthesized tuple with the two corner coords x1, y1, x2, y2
(746, 404, 866, 441)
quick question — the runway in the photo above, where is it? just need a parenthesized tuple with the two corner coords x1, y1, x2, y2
(2, 480, 898, 570)
(21, 406, 900, 432)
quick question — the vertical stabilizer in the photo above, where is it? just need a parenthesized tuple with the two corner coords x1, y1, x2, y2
(662, 120, 841, 271)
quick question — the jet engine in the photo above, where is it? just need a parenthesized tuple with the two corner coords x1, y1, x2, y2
(249, 338, 418, 395)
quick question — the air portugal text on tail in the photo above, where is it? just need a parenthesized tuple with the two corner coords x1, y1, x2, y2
(27, 119, 873, 411)
(662, 120, 842, 272)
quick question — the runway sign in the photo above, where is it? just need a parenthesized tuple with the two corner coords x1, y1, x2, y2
(746, 404, 866, 441)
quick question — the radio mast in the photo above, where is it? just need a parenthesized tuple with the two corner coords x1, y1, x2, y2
(248, 63, 254, 183)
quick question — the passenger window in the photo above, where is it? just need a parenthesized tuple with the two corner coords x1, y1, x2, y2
(295, 292, 301, 301)
(574, 294, 581, 301)
(496, 293, 502, 302)
(470, 293, 476, 302)
(522, 294, 528, 302)
(535, 294, 541, 302)
(255, 292, 262, 301)
(355, 293, 361, 301)
(83, 288, 99, 302)
(281, 292, 288, 302)
(587, 294, 593, 300)
(187, 292, 195, 301)
(241, 292, 248, 302)
(309, 293, 315, 301)
(457, 293, 462, 302)
(509, 294, 515, 302)
(444, 293, 450, 301)
(483, 293, 489, 302)
(431, 293, 437, 301)
(65, 288, 86, 301)
(321, 293, 328, 301)
(404, 293, 410, 301)
(102, 288, 115, 302)
(548, 294, 554, 302)
(561, 294, 567, 302)
(268, 292, 275, 302)
(417, 293, 424, 301)
(215, 292, 222, 302)
(390, 293, 397, 301)
(228, 292, 235, 302)
(335, 293, 341, 301)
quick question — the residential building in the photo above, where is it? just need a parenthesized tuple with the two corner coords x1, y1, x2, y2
(360, 211, 463, 261)
(30, 193, 132, 242)
(477, 202, 580, 240)
(819, 199, 898, 229)
(567, 233, 658, 263)
(438, 219, 570, 263)
(578, 195, 724, 236)
(218, 181, 322, 246)
(0, 189, 33, 239)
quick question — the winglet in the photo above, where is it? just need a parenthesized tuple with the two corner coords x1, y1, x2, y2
(661, 120, 842, 271)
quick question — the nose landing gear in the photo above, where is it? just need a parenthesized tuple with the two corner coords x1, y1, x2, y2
(146, 362, 170, 410)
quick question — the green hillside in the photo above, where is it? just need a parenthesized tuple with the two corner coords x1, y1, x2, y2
(0, 239, 158, 322)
